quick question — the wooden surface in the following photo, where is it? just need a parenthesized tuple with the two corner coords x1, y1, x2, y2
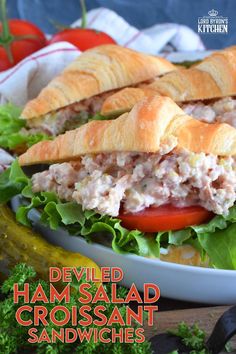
(144, 306, 236, 353)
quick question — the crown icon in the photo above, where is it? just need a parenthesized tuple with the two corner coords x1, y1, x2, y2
(208, 9, 218, 16)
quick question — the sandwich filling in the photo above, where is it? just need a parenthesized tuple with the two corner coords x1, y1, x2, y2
(26, 90, 117, 136)
(32, 149, 236, 217)
(182, 97, 236, 127)
(24, 95, 236, 138)
(26, 80, 154, 137)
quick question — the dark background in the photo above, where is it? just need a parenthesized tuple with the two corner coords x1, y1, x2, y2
(6, 0, 236, 50)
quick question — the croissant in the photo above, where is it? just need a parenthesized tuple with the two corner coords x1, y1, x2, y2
(19, 96, 236, 166)
(21, 45, 176, 123)
(101, 46, 236, 116)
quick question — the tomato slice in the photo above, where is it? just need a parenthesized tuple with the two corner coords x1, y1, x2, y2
(118, 204, 214, 232)
(49, 28, 116, 51)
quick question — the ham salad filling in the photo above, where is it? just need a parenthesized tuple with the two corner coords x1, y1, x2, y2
(182, 97, 236, 126)
(25, 94, 236, 137)
(26, 80, 155, 136)
(26, 90, 116, 136)
(32, 149, 236, 217)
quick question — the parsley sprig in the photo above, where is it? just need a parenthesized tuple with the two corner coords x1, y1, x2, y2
(168, 322, 208, 353)
(168, 321, 234, 354)
(0, 263, 151, 354)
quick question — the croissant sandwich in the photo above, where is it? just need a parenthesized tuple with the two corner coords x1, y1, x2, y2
(101, 46, 236, 129)
(0, 95, 231, 269)
(20, 44, 175, 138)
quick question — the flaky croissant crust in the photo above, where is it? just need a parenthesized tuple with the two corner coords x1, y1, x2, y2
(19, 96, 236, 166)
(101, 46, 236, 116)
(21, 45, 175, 121)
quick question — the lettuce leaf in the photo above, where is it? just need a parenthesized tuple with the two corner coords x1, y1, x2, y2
(89, 112, 109, 121)
(0, 104, 23, 133)
(62, 112, 109, 132)
(0, 159, 29, 203)
(1, 160, 236, 269)
(0, 104, 111, 150)
(157, 208, 236, 270)
(0, 103, 50, 150)
(18, 194, 159, 258)
(198, 224, 236, 269)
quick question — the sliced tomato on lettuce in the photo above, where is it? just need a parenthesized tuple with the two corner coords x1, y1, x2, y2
(1, 160, 236, 269)
(119, 205, 214, 232)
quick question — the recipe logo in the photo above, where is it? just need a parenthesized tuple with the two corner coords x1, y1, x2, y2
(198, 9, 228, 34)
(13, 267, 160, 345)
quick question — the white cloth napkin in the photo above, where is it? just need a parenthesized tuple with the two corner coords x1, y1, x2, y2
(0, 42, 80, 106)
(72, 8, 205, 53)
(0, 148, 14, 172)
(0, 7, 205, 107)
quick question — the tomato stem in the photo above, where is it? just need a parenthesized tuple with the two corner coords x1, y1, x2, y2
(0, 0, 10, 41)
(80, 0, 87, 28)
(0, 0, 14, 63)
(14, 34, 39, 41)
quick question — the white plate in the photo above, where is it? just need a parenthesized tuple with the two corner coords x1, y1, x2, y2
(11, 197, 236, 305)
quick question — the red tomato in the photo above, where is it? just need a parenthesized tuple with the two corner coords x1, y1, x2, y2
(0, 19, 47, 71)
(49, 28, 116, 51)
(119, 205, 214, 232)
